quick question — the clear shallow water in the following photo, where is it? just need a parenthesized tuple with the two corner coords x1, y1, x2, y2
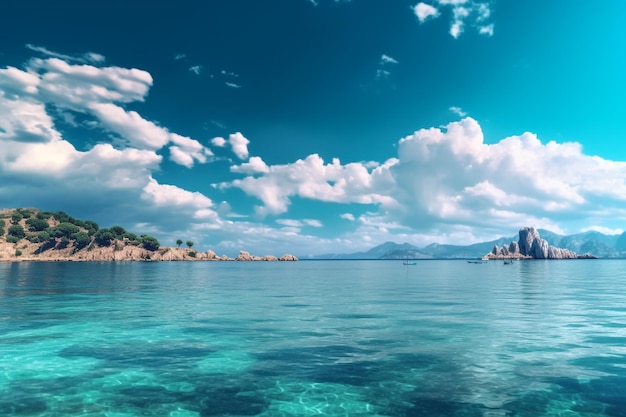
(1, 260, 626, 417)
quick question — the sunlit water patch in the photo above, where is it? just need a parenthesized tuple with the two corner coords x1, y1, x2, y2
(1, 260, 626, 416)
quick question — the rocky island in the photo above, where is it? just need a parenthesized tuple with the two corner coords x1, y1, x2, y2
(486, 227, 596, 260)
(0, 208, 298, 262)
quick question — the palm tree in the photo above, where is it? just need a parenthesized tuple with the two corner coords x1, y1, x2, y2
(176, 239, 183, 248)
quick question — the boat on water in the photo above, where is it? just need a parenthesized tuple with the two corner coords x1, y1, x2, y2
(403, 261, 417, 265)
(503, 259, 513, 264)
(467, 260, 487, 264)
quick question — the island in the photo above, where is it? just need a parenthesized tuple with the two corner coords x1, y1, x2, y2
(485, 227, 596, 260)
(0, 208, 298, 262)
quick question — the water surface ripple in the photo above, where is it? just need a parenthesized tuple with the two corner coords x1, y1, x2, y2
(1, 260, 625, 416)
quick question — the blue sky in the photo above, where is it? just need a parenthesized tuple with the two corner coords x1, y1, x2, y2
(1, 0, 625, 257)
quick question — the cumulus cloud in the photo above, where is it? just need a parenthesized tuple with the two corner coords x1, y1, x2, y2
(413, 1, 494, 37)
(211, 136, 226, 147)
(413, 3, 439, 22)
(0, 51, 220, 240)
(189, 65, 202, 75)
(228, 132, 250, 160)
(218, 154, 398, 216)
(231, 156, 270, 174)
(218, 117, 626, 244)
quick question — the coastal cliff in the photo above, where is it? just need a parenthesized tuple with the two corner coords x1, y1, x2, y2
(486, 227, 595, 259)
(0, 208, 297, 262)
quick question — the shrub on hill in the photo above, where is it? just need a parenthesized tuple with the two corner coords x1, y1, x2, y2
(26, 218, 49, 232)
(6, 235, 20, 244)
(141, 235, 160, 251)
(72, 232, 91, 250)
(94, 229, 114, 247)
(0, 219, 4, 236)
(8, 224, 25, 239)
(51, 222, 81, 239)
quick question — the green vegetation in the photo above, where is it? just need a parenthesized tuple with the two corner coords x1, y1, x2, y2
(176, 239, 183, 248)
(6, 235, 19, 244)
(51, 222, 80, 239)
(188, 251, 196, 258)
(26, 218, 49, 232)
(186, 240, 194, 249)
(73, 232, 90, 248)
(1, 208, 163, 257)
(93, 229, 114, 247)
(141, 235, 160, 251)
(8, 224, 25, 239)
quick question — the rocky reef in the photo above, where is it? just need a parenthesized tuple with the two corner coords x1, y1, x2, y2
(487, 227, 594, 259)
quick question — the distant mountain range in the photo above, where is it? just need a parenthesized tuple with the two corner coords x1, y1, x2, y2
(310, 229, 626, 259)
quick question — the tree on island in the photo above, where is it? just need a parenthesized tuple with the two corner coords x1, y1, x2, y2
(176, 239, 183, 248)
(141, 235, 160, 251)
(186, 240, 194, 249)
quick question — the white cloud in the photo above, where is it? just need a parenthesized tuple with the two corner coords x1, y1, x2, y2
(380, 54, 398, 65)
(580, 226, 624, 235)
(169, 133, 214, 168)
(414, 1, 494, 37)
(304, 219, 323, 227)
(218, 154, 399, 216)
(231, 156, 270, 174)
(88, 102, 171, 149)
(479, 24, 494, 36)
(341, 213, 356, 221)
(28, 58, 153, 108)
(225, 82, 242, 89)
(217, 117, 626, 248)
(221, 70, 240, 77)
(189, 65, 202, 75)
(376, 69, 390, 79)
(228, 132, 250, 160)
(211, 136, 227, 147)
(142, 178, 214, 209)
(174, 53, 186, 60)
(449, 106, 467, 117)
(414, 3, 440, 22)
(26, 44, 105, 64)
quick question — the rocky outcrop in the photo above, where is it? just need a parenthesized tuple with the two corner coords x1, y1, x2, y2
(488, 227, 590, 259)
(279, 254, 299, 261)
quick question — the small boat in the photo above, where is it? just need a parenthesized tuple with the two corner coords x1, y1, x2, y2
(503, 259, 513, 265)
(403, 261, 417, 265)
(467, 260, 487, 264)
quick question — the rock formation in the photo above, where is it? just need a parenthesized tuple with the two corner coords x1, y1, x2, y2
(488, 227, 586, 259)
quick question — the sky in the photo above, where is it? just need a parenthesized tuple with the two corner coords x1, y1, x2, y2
(1, 0, 625, 257)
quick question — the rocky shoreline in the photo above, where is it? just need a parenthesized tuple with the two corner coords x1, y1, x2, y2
(0, 208, 298, 262)
(0, 244, 299, 262)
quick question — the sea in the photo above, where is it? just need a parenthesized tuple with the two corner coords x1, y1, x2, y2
(1, 259, 625, 417)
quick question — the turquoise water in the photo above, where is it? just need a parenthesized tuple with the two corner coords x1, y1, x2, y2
(1, 260, 626, 416)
